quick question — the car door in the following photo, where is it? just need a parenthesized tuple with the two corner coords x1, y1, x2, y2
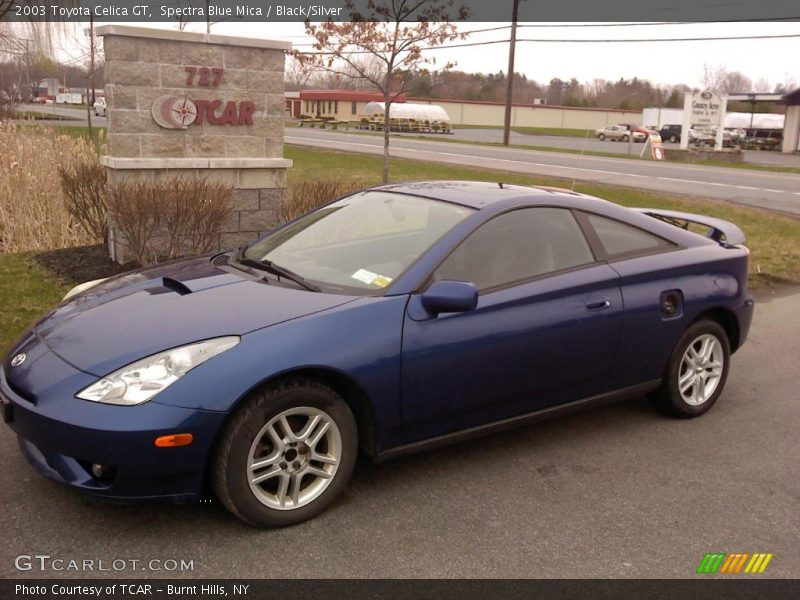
(399, 207, 624, 441)
(576, 211, 684, 391)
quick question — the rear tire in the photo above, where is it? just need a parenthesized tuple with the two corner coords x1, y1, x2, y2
(651, 319, 730, 418)
(598, 133, 606, 141)
(212, 379, 357, 527)
(622, 134, 630, 142)
(669, 134, 678, 143)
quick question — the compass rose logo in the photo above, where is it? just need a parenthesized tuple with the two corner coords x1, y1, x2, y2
(151, 95, 198, 130)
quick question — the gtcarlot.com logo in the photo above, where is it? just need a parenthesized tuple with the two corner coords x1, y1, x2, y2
(15, 554, 194, 572)
(697, 552, 774, 574)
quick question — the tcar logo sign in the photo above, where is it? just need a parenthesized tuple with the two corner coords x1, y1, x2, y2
(10, 353, 26, 367)
(149, 65, 256, 130)
(152, 95, 198, 130)
(151, 95, 257, 130)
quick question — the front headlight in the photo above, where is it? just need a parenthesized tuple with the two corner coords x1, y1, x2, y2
(76, 336, 240, 406)
(63, 277, 109, 300)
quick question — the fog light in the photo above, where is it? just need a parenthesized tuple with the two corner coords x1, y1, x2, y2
(91, 463, 116, 480)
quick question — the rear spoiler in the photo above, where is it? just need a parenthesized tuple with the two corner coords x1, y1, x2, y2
(634, 208, 746, 246)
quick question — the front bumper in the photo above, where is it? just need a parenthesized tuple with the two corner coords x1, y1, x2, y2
(1, 358, 228, 502)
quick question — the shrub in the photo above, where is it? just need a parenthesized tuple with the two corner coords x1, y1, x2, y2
(106, 177, 233, 266)
(0, 124, 100, 253)
(58, 159, 109, 243)
(281, 179, 363, 223)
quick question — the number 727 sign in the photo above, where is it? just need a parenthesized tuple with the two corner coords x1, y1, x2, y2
(185, 66, 224, 87)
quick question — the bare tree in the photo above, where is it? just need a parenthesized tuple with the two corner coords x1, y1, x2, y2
(701, 65, 753, 95)
(298, 0, 468, 183)
(285, 55, 318, 91)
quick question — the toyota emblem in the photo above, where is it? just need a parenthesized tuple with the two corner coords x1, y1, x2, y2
(10, 353, 26, 367)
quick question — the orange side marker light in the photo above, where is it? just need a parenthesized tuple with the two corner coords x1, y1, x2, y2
(155, 433, 194, 447)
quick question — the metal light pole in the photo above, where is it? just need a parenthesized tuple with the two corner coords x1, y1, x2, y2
(502, 0, 520, 146)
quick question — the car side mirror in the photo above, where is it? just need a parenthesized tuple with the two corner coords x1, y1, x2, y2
(421, 280, 478, 315)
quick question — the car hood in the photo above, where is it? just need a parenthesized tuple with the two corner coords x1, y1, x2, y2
(32, 256, 357, 376)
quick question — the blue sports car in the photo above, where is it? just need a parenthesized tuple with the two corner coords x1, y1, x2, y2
(1, 181, 754, 527)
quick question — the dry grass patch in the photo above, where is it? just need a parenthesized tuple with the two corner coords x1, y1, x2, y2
(0, 124, 103, 253)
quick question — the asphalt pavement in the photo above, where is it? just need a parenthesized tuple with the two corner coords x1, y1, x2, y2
(287, 128, 800, 216)
(2, 288, 799, 579)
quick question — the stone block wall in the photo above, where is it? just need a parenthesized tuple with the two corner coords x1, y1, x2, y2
(97, 25, 292, 263)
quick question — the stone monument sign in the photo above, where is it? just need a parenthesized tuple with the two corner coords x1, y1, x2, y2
(96, 25, 292, 261)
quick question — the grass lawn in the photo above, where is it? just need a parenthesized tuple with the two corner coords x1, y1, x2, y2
(286, 145, 800, 288)
(0, 254, 70, 351)
(15, 123, 106, 151)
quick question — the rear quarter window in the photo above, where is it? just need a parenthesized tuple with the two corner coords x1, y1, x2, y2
(584, 214, 675, 259)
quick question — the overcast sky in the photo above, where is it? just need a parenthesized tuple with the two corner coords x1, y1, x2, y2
(57, 21, 800, 90)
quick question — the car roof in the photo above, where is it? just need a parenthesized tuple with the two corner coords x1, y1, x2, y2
(371, 180, 592, 210)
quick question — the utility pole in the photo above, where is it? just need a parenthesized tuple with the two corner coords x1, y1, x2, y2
(86, 15, 94, 138)
(502, 0, 520, 146)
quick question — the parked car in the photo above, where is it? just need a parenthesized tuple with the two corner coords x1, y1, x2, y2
(660, 124, 682, 143)
(688, 127, 716, 146)
(1, 182, 754, 527)
(31, 97, 51, 104)
(595, 125, 645, 142)
(619, 123, 654, 137)
(93, 97, 106, 116)
(743, 130, 782, 151)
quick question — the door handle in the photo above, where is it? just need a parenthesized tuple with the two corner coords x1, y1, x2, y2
(586, 299, 611, 311)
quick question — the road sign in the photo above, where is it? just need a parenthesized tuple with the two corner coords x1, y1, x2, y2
(689, 90, 723, 126)
(650, 132, 665, 160)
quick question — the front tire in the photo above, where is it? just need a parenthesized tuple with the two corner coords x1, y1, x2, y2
(212, 379, 357, 527)
(651, 320, 730, 418)
(622, 134, 630, 142)
(598, 133, 606, 141)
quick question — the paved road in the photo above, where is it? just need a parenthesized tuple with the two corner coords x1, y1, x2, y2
(287, 128, 800, 216)
(419, 128, 800, 168)
(17, 103, 107, 125)
(2, 289, 799, 579)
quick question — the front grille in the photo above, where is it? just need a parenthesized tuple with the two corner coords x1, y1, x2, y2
(212, 253, 230, 267)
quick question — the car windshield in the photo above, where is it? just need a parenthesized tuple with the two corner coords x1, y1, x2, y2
(241, 191, 474, 294)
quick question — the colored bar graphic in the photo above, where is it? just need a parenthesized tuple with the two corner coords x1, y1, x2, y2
(700, 552, 774, 574)
(697, 553, 726, 573)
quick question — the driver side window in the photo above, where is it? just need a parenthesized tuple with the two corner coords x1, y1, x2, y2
(433, 207, 595, 291)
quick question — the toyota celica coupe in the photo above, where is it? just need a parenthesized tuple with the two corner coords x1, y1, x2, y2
(1, 181, 754, 527)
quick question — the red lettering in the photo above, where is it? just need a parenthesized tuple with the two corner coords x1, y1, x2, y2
(218, 101, 238, 126)
(193, 99, 209, 124)
(205, 100, 222, 125)
(238, 101, 255, 126)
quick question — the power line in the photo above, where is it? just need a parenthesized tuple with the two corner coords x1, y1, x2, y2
(517, 18, 800, 27)
(295, 32, 800, 54)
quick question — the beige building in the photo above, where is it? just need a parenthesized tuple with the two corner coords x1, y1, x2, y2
(286, 89, 642, 129)
(409, 97, 642, 129)
(285, 89, 407, 120)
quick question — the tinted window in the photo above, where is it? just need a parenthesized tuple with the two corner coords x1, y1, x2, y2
(434, 208, 594, 291)
(586, 214, 670, 257)
(244, 192, 473, 293)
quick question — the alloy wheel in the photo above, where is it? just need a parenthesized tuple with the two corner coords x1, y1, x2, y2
(678, 333, 725, 406)
(247, 407, 342, 510)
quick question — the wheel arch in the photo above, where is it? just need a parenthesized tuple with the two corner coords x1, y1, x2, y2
(693, 306, 741, 353)
(227, 367, 377, 458)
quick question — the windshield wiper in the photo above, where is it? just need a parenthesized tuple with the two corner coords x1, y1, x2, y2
(259, 260, 320, 292)
(234, 244, 320, 292)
